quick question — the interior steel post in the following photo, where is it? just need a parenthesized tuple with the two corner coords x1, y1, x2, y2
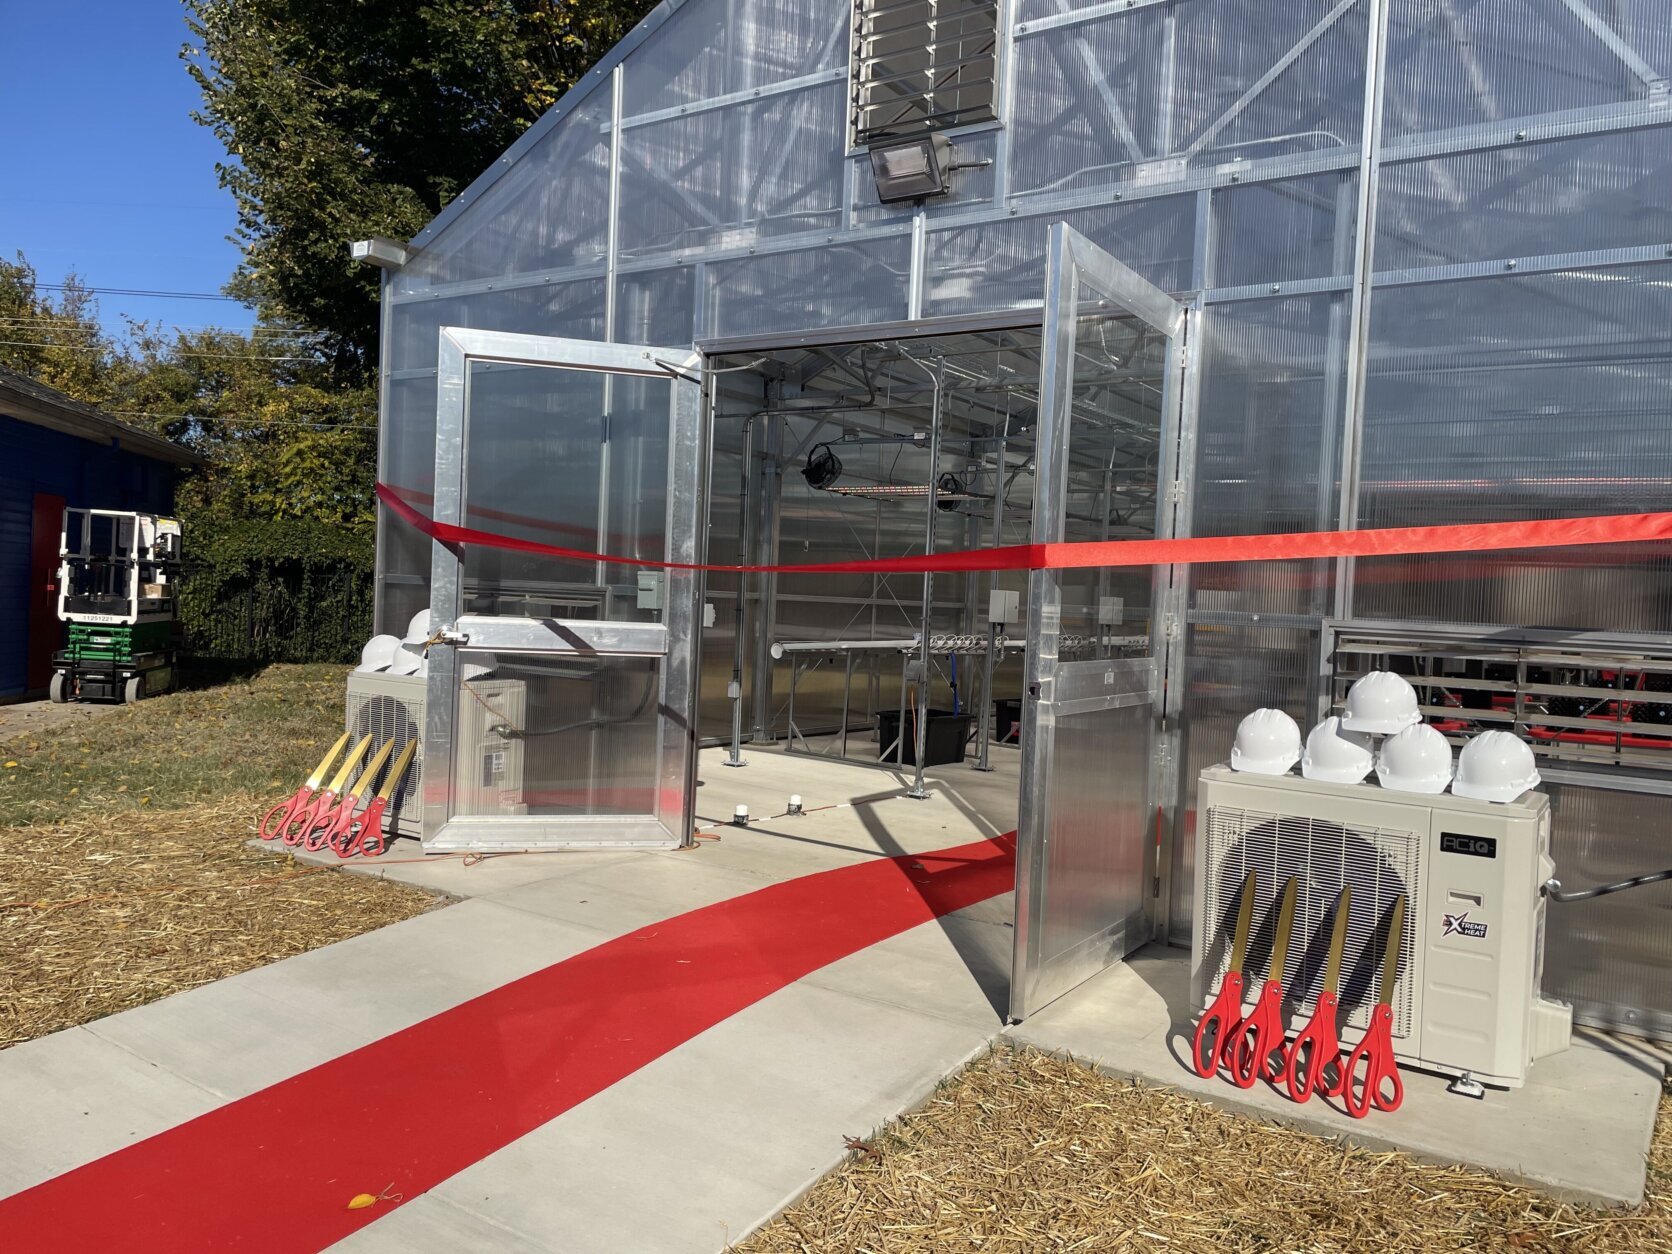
(975, 411, 1007, 773)
(724, 414, 754, 766)
(909, 358, 945, 799)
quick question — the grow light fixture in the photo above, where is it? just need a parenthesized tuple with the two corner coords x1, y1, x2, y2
(869, 135, 953, 204)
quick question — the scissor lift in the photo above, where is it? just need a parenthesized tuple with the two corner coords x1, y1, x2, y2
(49, 508, 183, 704)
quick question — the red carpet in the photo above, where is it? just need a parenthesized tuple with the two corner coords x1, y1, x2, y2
(0, 833, 1016, 1251)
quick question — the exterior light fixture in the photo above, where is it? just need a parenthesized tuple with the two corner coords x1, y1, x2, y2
(868, 134, 953, 204)
(349, 236, 411, 269)
(802, 444, 843, 490)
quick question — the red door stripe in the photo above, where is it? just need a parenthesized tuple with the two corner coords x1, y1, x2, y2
(0, 834, 1016, 1252)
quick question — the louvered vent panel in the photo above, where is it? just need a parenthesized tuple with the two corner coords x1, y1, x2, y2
(346, 673, 426, 834)
(1202, 805, 1422, 1039)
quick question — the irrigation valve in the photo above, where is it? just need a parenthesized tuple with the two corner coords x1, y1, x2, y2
(787, 795, 804, 816)
(732, 804, 750, 827)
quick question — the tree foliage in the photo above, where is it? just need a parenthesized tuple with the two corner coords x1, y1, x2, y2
(183, 0, 656, 378)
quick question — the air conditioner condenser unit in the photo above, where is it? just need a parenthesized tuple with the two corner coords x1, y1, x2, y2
(344, 670, 529, 838)
(1191, 765, 1571, 1090)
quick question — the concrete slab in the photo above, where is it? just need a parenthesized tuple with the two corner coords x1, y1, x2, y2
(485, 852, 771, 935)
(0, 1027, 219, 1195)
(802, 912, 1012, 1029)
(1008, 944, 1665, 1209)
(334, 981, 992, 1254)
(328, 1194, 559, 1254)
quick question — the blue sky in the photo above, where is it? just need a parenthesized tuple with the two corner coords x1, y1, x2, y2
(0, 0, 255, 339)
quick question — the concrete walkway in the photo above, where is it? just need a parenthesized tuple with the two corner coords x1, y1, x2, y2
(0, 744, 1020, 1250)
(1, 739, 1662, 1245)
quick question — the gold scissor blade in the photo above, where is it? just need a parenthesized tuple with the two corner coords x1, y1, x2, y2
(305, 732, 352, 789)
(347, 740, 395, 798)
(1267, 876, 1298, 981)
(324, 736, 373, 793)
(1228, 870, 1257, 976)
(375, 741, 418, 803)
(1321, 884, 1351, 996)
(1378, 894, 1407, 1007)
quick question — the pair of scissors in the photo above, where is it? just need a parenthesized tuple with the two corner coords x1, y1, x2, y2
(281, 736, 372, 846)
(340, 741, 417, 858)
(1225, 875, 1298, 1089)
(1344, 895, 1407, 1118)
(312, 740, 396, 854)
(1281, 885, 1351, 1102)
(1192, 870, 1256, 1078)
(259, 732, 350, 840)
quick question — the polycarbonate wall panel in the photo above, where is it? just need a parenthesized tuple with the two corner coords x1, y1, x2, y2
(1211, 172, 1357, 289)
(1009, 1, 1366, 201)
(1541, 781, 1672, 1038)
(1380, 0, 1671, 139)
(620, 0, 845, 115)
(1190, 294, 1343, 618)
(924, 197, 1195, 318)
(705, 238, 912, 338)
(616, 83, 847, 259)
(1376, 129, 1672, 271)
(396, 85, 612, 293)
(1353, 265, 1672, 628)
(1169, 622, 1318, 943)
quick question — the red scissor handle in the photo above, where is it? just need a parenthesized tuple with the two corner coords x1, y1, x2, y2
(1191, 970, 1244, 1078)
(353, 797, 391, 858)
(259, 786, 310, 841)
(1225, 979, 1287, 1088)
(301, 790, 358, 853)
(1343, 1003, 1403, 1117)
(281, 789, 337, 846)
(1281, 989, 1344, 1102)
(322, 797, 363, 858)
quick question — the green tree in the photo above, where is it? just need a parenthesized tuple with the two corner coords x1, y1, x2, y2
(183, 0, 655, 379)
(0, 255, 121, 405)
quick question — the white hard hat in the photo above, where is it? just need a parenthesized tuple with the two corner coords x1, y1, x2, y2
(388, 642, 424, 676)
(1376, 723, 1454, 794)
(1230, 708, 1302, 776)
(1452, 730, 1540, 802)
(355, 634, 400, 674)
(403, 609, 433, 646)
(1301, 716, 1374, 783)
(1341, 671, 1421, 734)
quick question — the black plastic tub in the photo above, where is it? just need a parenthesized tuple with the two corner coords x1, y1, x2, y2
(876, 708, 974, 767)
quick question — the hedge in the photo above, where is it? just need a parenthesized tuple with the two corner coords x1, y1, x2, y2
(178, 519, 375, 663)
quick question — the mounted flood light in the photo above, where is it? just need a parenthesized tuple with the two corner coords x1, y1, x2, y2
(868, 134, 953, 204)
(349, 236, 411, 269)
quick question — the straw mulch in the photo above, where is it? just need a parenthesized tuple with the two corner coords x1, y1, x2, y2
(739, 1046, 1672, 1253)
(0, 793, 437, 1049)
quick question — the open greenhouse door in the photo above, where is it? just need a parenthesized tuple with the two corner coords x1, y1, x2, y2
(1010, 225, 1187, 1020)
(422, 329, 703, 850)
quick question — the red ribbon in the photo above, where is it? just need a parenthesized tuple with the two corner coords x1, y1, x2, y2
(378, 482, 1672, 575)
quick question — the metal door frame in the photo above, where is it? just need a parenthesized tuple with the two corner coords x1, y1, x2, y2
(423, 327, 703, 850)
(1010, 223, 1187, 1021)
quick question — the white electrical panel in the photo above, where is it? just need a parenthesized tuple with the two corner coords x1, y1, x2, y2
(988, 588, 1019, 624)
(1098, 596, 1124, 626)
(1192, 765, 1571, 1089)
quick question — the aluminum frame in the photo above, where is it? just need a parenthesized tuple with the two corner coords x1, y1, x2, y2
(1009, 222, 1186, 1021)
(424, 327, 703, 851)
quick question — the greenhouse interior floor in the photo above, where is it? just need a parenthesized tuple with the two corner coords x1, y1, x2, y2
(0, 740, 1661, 1249)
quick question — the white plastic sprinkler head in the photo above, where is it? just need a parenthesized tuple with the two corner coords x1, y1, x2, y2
(787, 795, 803, 816)
(732, 804, 750, 827)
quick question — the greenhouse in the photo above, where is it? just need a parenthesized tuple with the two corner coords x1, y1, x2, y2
(369, 0, 1672, 1031)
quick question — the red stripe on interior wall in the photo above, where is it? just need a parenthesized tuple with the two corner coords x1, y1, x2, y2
(0, 834, 1016, 1252)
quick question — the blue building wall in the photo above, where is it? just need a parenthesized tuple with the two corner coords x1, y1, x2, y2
(0, 413, 178, 699)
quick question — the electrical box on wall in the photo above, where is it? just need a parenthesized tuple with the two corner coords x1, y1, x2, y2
(1098, 596, 1124, 627)
(988, 589, 1019, 624)
(1192, 765, 1571, 1089)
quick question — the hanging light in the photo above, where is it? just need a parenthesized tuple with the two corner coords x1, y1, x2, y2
(868, 135, 953, 204)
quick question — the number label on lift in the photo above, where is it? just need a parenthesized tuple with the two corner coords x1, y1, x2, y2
(1440, 832, 1497, 859)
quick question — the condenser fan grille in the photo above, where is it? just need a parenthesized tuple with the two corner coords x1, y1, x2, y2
(1203, 806, 1422, 1039)
(345, 686, 424, 831)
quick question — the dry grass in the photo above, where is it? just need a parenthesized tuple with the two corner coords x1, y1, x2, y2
(0, 666, 438, 1049)
(740, 1046, 1672, 1253)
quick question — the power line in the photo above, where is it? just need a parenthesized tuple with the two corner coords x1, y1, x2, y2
(0, 338, 319, 362)
(31, 281, 247, 302)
